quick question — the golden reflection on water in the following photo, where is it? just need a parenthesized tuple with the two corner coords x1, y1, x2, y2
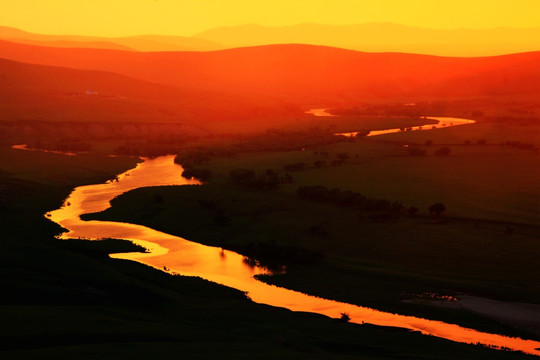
(305, 108, 337, 117)
(336, 117, 476, 137)
(47, 155, 540, 356)
(12, 144, 77, 156)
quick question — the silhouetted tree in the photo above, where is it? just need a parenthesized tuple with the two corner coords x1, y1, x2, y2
(408, 148, 426, 156)
(392, 201, 404, 213)
(434, 147, 451, 156)
(230, 169, 256, 184)
(283, 163, 305, 171)
(340, 313, 351, 322)
(408, 206, 419, 216)
(355, 130, 371, 137)
(429, 203, 446, 216)
(182, 168, 213, 181)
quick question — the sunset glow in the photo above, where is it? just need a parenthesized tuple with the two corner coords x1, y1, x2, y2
(2, 0, 540, 358)
(2, 0, 540, 37)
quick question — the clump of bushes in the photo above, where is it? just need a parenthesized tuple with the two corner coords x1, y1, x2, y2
(230, 168, 292, 190)
(297, 185, 392, 212)
(408, 147, 426, 156)
(182, 167, 213, 181)
(434, 147, 451, 156)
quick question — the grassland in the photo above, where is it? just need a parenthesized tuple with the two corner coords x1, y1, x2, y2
(85, 120, 540, 341)
(4, 145, 535, 358)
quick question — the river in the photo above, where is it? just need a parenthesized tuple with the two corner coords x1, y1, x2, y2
(46, 154, 540, 356)
(303, 108, 476, 137)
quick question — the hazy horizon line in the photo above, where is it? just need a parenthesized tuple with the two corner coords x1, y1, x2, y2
(3, 22, 540, 39)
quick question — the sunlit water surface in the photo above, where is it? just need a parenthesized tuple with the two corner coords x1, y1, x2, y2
(304, 109, 476, 137)
(12, 144, 76, 156)
(336, 117, 476, 137)
(305, 108, 337, 117)
(45, 155, 540, 356)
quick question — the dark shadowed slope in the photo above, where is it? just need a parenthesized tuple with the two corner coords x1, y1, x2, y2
(0, 57, 297, 130)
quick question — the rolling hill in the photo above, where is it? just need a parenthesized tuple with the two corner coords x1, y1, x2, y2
(1, 39, 540, 110)
(0, 57, 299, 136)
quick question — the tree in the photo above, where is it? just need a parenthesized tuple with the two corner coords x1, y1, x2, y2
(230, 168, 255, 184)
(434, 147, 451, 156)
(392, 201, 403, 213)
(408, 148, 426, 156)
(182, 167, 212, 181)
(429, 203, 446, 216)
(283, 163, 305, 171)
(408, 206, 419, 216)
(355, 130, 370, 137)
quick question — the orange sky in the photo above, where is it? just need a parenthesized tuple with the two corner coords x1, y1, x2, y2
(1, 0, 540, 37)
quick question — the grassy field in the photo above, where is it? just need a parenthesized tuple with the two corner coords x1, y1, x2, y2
(85, 120, 540, 341)
(4, 145, 535, 358)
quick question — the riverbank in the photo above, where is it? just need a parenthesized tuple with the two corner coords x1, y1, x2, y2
(404, 296, 540, 338)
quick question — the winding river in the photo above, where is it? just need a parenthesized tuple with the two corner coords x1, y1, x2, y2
(304, 108, 476, 137)
(46, 152, 540, 356)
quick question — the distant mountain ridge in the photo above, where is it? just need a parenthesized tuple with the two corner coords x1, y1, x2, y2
(2, 23, 540, 56)
(192, 23, 540, 57)
(0, 26, 223, 52)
